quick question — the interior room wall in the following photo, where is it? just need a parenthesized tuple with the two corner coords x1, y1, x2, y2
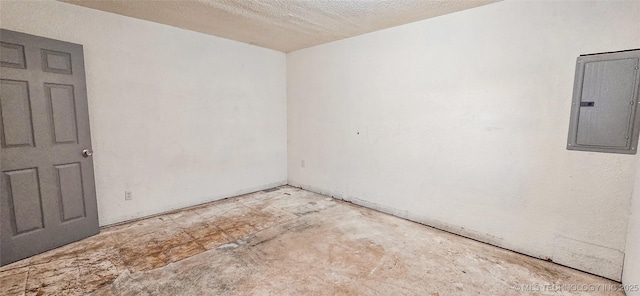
(3, 0, 640, 284)
(624, 168, 640, 295)
(0, 0, 288, 226)
(287, 0, 640, 280)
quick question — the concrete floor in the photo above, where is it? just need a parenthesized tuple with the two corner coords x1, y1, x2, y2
(0, 186, 626, 295)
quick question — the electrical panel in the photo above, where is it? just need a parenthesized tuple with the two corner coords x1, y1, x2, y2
(567, 50, 640, 154)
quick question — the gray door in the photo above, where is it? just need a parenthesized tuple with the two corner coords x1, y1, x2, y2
(0, 29, 99, 265)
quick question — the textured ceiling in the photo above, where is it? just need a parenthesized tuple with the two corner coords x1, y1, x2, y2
(59, 0, 499, 52)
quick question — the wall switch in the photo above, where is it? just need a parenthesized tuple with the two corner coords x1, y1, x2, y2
(125, 191, 133, 200)
(301, 160, 305, 168)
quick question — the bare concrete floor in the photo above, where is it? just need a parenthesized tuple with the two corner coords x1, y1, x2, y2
(0, 186, 626, 295)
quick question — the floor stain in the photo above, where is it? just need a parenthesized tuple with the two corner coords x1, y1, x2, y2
(0, 186, 626, 296)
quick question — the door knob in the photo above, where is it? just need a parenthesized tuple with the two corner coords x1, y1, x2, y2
(82, 149, 93, 157)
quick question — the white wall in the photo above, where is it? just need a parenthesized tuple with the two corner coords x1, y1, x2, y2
(0, 0, 287, 226)
(3, 0, 640, 283)
(288, 1, 640, 280)
(625, 168, 640, 295)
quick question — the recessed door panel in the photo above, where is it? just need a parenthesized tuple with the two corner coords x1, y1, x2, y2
(0, 80, 35, 148)
(0, 42, 26, 69)
(3, 168, 44, 234)
(55, 163, 86, 222)
(42, 49, 72, 75)
(45, 84, 78, 144)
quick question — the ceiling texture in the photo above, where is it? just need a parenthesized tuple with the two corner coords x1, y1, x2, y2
(60, 0, 499, 52)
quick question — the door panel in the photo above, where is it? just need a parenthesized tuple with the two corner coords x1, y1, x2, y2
(3, 168, 44, 234)
(0, 42, 26, 69)
(41, 49, 72, 75)
(46, 84, 78, 144)
(0, 80, 34, 148)
(55, 163, 86, 222)
(1, 29, 99, 265)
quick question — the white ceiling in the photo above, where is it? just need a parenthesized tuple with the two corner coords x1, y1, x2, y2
(60, 0, 499, 52)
